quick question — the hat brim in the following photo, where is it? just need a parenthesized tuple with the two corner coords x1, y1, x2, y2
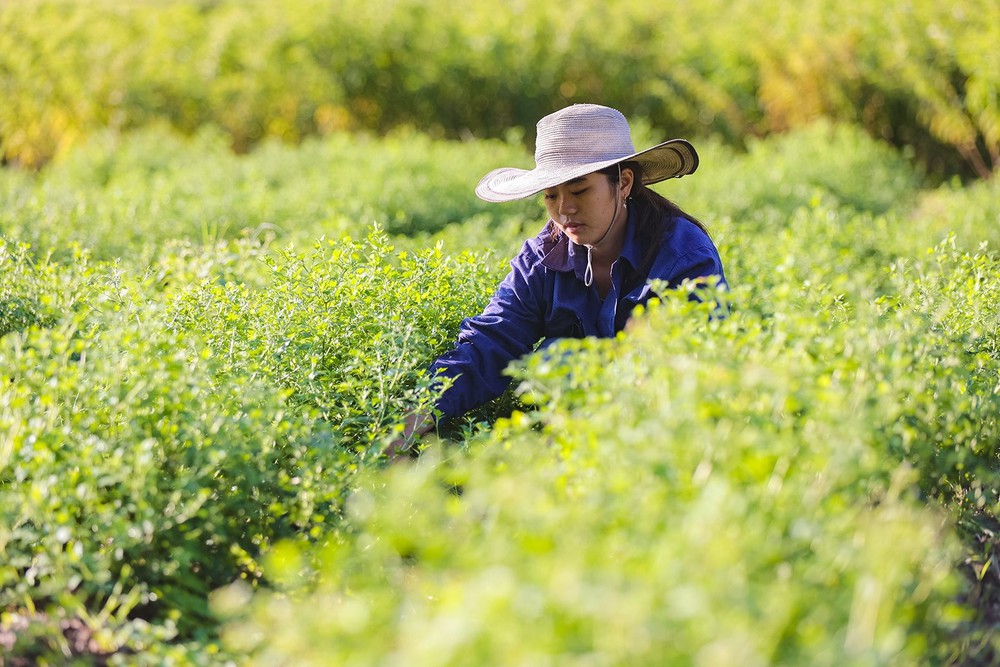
(475, 139, 699, 203)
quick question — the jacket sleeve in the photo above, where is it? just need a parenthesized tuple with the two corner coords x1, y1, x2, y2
(664, 244, 727, 290)
(656, 219, 728, 292)
(429, 244, 547, 419)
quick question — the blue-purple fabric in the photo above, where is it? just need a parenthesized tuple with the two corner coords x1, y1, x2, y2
(430, 210, 727, 418)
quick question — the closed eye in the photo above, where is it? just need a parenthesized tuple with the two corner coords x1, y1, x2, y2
(543, 187, 588, 200)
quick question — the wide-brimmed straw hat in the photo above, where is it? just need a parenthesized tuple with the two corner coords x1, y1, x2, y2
(475, 103, 698, 203)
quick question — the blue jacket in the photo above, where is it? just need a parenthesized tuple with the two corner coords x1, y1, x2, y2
(430, 210, 727, 418)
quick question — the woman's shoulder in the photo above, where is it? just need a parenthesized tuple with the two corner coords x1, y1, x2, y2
(649, 214, 724, 277)
(664, 215, 714, 249)
(660, 215, 715, 256)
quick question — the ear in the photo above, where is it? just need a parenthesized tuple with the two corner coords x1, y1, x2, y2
(620, 167, 635, 197)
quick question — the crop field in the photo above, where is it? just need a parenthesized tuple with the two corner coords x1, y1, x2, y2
(1, 1, 999, 665)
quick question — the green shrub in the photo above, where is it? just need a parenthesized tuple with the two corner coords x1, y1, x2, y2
(0, 126, 536, 260)
(218, 192, 1000, 666)
(665, 121, 925, 225)
(223, 285, 965, 665)
(0, 303, 349, 660)
(877, 238, 1000, 510)
(0, 239, 91, 338)
(0, 92, 997, 663)
(169, 230, 506, 450)
(911, 176, 1000, 253)
(1, 0, 995, 178)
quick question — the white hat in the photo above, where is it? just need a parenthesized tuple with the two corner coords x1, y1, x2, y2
(475, 103, 698, 203)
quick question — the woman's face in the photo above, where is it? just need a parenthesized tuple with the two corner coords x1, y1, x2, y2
(543, 170, 631, 248)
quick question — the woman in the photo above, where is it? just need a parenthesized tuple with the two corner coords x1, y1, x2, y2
(388, 103, 726, 456)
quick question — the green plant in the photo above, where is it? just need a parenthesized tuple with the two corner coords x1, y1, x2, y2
(0, 304, 348, 659)
(168, 230, 506, 451)
(0, 239, 91, 338)
(1, 0, 995, 178)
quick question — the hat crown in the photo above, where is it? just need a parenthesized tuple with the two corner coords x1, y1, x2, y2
(475, 102, 697, 203)
(534, 104, 637, 169)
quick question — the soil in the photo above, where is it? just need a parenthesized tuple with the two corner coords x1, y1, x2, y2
(0, 612, 117, 666)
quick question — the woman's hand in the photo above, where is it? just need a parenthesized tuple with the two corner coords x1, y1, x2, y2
(383, 411, 435, 461)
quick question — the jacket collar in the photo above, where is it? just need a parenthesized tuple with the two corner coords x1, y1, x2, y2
(539, 208, 642, 279)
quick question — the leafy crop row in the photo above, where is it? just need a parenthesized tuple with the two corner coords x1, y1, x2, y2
(10, 119, 985, 264)
(0, 126, 536, 262)
(0, 123, 998, 662)
(0, 260, 348, 660)
(225, 211, 1000, 665)
(169, 232, 506, 448)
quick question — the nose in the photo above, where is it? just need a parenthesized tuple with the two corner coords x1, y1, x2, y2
(556, 194, 576, 218)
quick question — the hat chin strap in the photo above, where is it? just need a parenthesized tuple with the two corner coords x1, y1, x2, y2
(583, 164, 623, 288)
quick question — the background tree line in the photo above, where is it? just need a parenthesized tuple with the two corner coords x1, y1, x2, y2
(1, 0, 996, 180)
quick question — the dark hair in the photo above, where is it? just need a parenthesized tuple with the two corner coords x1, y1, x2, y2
(548, 161, 710, 273)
